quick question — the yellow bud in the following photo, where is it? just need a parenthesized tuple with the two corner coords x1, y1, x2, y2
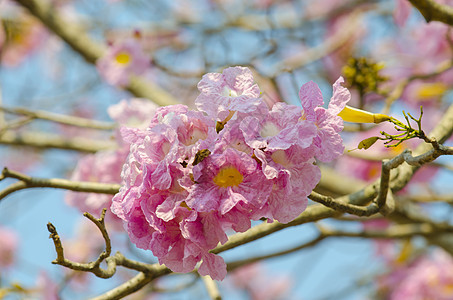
(338, 106, 391, 124)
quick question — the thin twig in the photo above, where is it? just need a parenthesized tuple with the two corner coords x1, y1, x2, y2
(201, 276, 222, 300)
(227, 235, 325, 272)
(0, 130, 116, 152)
(0, 106, 116, 130)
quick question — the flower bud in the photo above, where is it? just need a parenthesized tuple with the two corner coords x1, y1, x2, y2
(338, 105, 391, 123)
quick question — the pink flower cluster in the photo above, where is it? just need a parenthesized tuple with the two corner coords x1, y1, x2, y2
(111, 66, 350, 280)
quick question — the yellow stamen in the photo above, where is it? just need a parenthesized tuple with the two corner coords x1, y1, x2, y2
(180, 201, 191, 210)
(338, 105, 390, 124)
(213, 166, 243, 188)
(115, 52, 131, 65)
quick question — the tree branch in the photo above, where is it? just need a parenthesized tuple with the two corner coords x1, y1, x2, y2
(0, 130, 116, 152)
(0, 168, 120, 202)
(408, 0, 453, 25)
(0, 106, 116, 130)
(201, 276, 222, 300)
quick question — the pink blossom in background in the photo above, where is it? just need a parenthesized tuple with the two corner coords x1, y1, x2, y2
(112, 67, 350, 279)
(0, 2, 48, 67)
(230, 263, 293, 300)
(35, 271, 59, 300)
(65, 150, 126, 227)
(0, 226, 18, 268)
(108, 98, 158, 129)
(322, 13, 367, 84)
(96, 39, 150, 86)
(361, 219, 396, 261)
(378, 20, 453, 106)
(64, 220, 107, 289)
(66, 99, 157, 228)
(393, 0, 453, 27)
(393, 0, 412, 27)
(378, 249, 453, 300)
(1, 148, 40, 173)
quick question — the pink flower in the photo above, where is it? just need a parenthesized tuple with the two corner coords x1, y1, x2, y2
(251, 147, 321, 223)
(0, 226, 18, 268)
(240, 102, 317, 151)
(183, 147, 273, 214)
(0, 5, 48, 67)
(298, 77, 350, 162)
(96, 39, 150, 86)
(195, 66, 262, 121)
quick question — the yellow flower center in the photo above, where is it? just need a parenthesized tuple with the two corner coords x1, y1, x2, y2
(115, 52, 131, 65)
(213, 166, 243, 188)
(416, 82, 448, 100)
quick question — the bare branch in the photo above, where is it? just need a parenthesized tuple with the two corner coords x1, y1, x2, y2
(227, 235, 325, 272)
(408, 0, 453, 25)
(201, 276, 222, 300)
(47, 212, 117, 279)
(318, 223, 444, 239)
(0, 130, 116, 152)
(308, 191, 379, 217)
(0, 168, 120, 202)
(0, 106, 116, 130)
